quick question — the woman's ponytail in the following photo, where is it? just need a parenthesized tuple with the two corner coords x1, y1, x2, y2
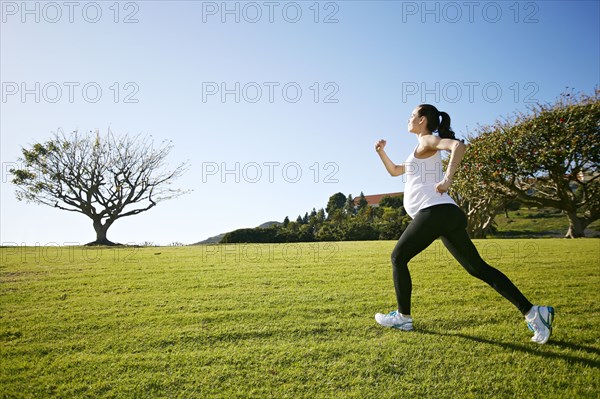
(438, 111, 457, 140)
(417, 104, 462, 142)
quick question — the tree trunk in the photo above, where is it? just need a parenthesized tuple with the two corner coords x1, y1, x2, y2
(564, 211, 589, 238)
(86, 219, 118, 246)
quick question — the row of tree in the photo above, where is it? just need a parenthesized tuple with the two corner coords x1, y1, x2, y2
(221, 193, 409, 243)
(10, 89, 599, 243)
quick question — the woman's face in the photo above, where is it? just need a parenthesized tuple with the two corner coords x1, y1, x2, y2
(408, 107, 423, 133)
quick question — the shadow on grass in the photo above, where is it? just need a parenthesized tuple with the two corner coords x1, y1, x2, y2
(417, 328, 600, 369)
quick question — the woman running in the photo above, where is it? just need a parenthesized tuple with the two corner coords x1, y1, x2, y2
(374, 104, 554, 344)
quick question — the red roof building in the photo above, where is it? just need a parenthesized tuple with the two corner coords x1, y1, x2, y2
(354, 192, 403, 207)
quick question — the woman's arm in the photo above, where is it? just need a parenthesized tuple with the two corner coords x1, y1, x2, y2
(375, 139, 405, 176)
(418, 135, 467, 193)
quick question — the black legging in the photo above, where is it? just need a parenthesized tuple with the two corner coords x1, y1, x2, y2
(391, 204, 533, 316)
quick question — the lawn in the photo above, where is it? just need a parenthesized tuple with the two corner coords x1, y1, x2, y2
(1, 239, 599, 398)
(492, 208, 600, 238)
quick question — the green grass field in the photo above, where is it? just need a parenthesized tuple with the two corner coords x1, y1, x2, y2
(1, 239, 599, 398)
(492, 208, 600, 238)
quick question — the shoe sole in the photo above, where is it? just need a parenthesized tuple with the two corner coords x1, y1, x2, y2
(375, 315, 414, 331)
(392, 324, 413, 331)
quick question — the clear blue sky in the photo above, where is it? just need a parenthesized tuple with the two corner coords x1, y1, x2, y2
(1, 0, 599, 245)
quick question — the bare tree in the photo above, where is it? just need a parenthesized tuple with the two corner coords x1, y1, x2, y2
(10, 129, 190, 245)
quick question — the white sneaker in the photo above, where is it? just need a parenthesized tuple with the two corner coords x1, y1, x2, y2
(375, 310, 413, 331)
(526, 305, 555, 344)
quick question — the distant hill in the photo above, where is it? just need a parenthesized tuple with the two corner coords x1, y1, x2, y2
(192, 221, 282, 245)
(256, 221, 282, 229)
(192, 233, 226, 245)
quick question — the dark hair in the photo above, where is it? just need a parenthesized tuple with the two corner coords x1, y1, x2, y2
(417, 104, 461, 141)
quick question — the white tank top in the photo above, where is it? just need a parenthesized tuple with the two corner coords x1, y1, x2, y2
(403, 145, 457, 218)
